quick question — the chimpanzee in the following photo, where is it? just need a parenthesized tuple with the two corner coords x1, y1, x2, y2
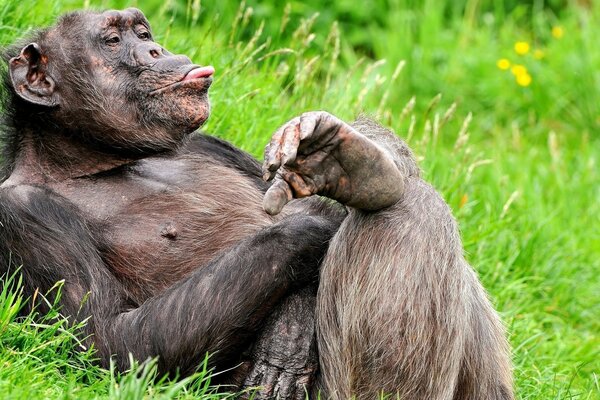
(0, 8, 513, 400)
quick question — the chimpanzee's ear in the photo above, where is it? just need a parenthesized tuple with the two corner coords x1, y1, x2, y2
(8, 42, 60, 107)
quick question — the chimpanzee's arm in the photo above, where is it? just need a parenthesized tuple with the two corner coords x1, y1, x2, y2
(0, 185, 338, 376)
(182, 134, 348, 396)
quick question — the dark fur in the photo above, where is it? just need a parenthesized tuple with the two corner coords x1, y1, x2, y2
(0, 9, 513, 399)
(0, 184, 339, 373)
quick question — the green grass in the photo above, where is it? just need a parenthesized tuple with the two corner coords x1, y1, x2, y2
(0, 0, 598, 399)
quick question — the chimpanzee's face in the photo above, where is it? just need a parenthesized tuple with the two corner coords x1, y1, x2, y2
(8, 8, 214, 151)
(86, 8, 214, 134)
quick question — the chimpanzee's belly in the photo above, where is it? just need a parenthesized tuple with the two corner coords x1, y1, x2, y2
(52, 156, 274, 303)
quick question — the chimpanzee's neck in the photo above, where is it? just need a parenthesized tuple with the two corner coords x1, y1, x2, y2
(7, 126, 147, 184)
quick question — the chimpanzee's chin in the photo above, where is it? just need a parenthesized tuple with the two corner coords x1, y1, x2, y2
(189, 102, 211, 130)
(188, 117, 209, 133)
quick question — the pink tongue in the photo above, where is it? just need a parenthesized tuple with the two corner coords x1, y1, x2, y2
(183, 66, 215, 81)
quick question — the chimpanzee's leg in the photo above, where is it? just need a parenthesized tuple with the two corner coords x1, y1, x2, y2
(314, 120, 513, 400)
(223, 199, 346, 398)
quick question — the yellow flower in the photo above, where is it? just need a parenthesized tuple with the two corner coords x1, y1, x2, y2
(511, 64, 527, 76)
(552, 26, 564, 39)
(534, 49, 544, 59)
(516, 73, 532, 87)
(514, 41, 530, 55)
(497, 58, 511, 70)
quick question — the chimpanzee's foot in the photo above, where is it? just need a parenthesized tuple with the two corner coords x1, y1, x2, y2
(240, 288, 318, 399)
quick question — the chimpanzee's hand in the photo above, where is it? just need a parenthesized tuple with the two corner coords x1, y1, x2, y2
(262, 111, 404, 215)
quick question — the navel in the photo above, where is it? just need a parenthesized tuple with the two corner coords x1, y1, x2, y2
(160, 222, 178, 240)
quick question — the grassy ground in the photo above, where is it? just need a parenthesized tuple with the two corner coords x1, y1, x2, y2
(0, 0, 598, 399)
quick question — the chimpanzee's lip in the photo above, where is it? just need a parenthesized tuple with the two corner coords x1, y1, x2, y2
(149, 65, 215, 95)
(182, 65, 215, 81)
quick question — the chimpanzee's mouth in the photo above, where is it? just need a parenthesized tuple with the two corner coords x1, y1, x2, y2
(150, 65, 215, 95)
(182, 66, 215, 81)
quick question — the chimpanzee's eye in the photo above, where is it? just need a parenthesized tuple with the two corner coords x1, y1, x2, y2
(105, 35, 120, 46)
(138, 31, 151, 40)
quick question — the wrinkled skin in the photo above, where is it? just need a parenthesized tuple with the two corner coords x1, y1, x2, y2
(262, 111, 404, 215)
(9, 8, 213, 152)
(81, 8, 213, 139)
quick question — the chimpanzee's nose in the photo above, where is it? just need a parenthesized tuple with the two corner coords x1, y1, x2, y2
(135, 43, 166, 64)
(149, 48, 160, 59)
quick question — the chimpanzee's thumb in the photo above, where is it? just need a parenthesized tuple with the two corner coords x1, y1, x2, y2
(263, 178, 293, 215)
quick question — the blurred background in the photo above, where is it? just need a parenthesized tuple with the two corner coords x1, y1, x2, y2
(0, 1, 598, 399)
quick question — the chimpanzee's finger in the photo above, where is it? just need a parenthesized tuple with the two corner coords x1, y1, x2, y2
(263, 117, 300, 181)
(297, 111, 345, 155)
(275, 372, 298, 400)
(263, 127, 285, 181)
(281, 123, 301, 166)
(260, 365, 279, 397)
(281, 169, 314, 198)
(263, 178, 293, 215)
(299, 112, 318, 141)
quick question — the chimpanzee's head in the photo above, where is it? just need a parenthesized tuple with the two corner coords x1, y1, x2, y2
(5, 8, 213, 153)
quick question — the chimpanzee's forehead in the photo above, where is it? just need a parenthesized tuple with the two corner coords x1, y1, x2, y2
(91, 8, 151, 30)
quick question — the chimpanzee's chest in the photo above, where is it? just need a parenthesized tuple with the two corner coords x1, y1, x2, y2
(54, 155, 274, 302)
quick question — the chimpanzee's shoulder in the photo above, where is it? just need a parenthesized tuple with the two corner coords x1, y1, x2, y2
(182, 132, 268, 189)
(0, 183, 51, 205)
(0, 183, 81, 220)
(0, 183, 92, 257)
